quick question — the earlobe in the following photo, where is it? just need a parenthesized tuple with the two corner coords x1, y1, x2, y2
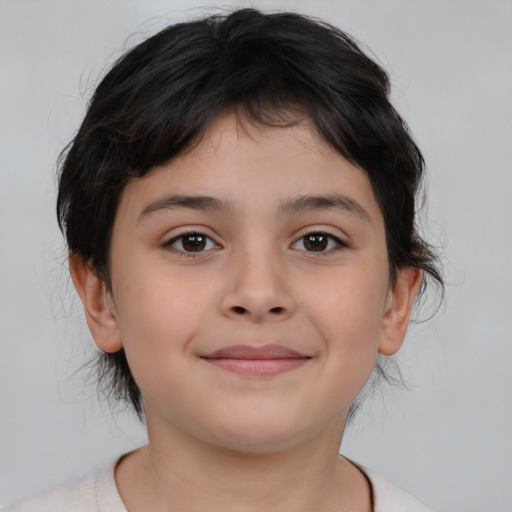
(378, 267, 423, 356)
(69, 254, 123, 354)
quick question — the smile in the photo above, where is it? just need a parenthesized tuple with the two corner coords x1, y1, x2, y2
(200, 344, 311, 376)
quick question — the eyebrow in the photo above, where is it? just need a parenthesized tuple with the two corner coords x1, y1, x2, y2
(279, 194, 371, 223)
(138, 193, 371, 224)
(138, 194, 234, 222)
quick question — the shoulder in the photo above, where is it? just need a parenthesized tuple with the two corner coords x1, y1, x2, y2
(2, 461, 126, 512)
(363, 467, 434, 512)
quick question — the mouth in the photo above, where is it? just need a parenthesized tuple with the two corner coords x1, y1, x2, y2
(200, 344, 311, 376)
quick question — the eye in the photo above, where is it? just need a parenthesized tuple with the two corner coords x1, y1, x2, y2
(292, 232, 346, 253)
(164, 232, 219, 255)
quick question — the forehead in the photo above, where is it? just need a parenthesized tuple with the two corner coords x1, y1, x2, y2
(116, 111, 383, 226)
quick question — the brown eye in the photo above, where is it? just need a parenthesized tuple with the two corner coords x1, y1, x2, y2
(303, 233, 329, 251)
(292, 232, 345, 253)
(181, 234, 207, 251)
(167, 232, 218, 254)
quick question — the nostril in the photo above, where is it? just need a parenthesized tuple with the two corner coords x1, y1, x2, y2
(229, 305, 286, 316)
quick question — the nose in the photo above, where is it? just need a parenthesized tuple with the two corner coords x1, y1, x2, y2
(219, 245, 297, 323)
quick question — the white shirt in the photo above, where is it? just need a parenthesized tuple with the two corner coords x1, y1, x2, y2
(3, 460, 433, 511)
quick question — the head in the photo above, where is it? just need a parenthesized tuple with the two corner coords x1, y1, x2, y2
(57, 9, 443, 423)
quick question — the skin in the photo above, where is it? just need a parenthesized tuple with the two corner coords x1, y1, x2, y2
(70, 111, 422, 512)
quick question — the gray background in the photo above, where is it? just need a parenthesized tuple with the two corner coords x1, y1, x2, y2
(1, 1, 511, 510)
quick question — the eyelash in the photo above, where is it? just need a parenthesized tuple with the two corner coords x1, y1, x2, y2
(162, 231, 219, 257)
(291, 232, 348, 254)
(163, 230, 348, 257)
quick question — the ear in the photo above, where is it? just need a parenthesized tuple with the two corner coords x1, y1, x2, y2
(69, 254, 123, 353)
(378, 267, 423, 356)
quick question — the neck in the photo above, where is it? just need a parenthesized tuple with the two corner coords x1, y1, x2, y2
(115, 414, 371, 512)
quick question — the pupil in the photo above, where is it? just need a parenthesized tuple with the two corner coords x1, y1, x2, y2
(183, 234, 206, 252)
(305, 234, 327, 251)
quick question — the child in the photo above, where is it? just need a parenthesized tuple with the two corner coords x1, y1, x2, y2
(6, 8, 443, 512)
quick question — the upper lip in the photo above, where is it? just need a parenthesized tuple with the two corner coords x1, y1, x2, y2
(202, 344, 309, 360)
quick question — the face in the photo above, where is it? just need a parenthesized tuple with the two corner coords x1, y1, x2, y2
(75, 111, 419, 453)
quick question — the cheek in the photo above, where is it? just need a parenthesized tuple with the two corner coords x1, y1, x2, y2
(114, 255, 212, 336)
(111, 264, 211, 390)
(305, 265, 389, 343)
(301, 266, 389, 397)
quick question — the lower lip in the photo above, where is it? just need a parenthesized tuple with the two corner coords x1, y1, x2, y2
(203, 358, 310, 376)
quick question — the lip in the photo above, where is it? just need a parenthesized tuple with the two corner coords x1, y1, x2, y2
(201, 344, 311, 376)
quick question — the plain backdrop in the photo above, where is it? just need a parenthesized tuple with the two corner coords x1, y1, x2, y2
(1, 1, 511, 510)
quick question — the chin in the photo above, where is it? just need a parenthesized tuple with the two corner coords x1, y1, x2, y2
(208, 414, 312, 454)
